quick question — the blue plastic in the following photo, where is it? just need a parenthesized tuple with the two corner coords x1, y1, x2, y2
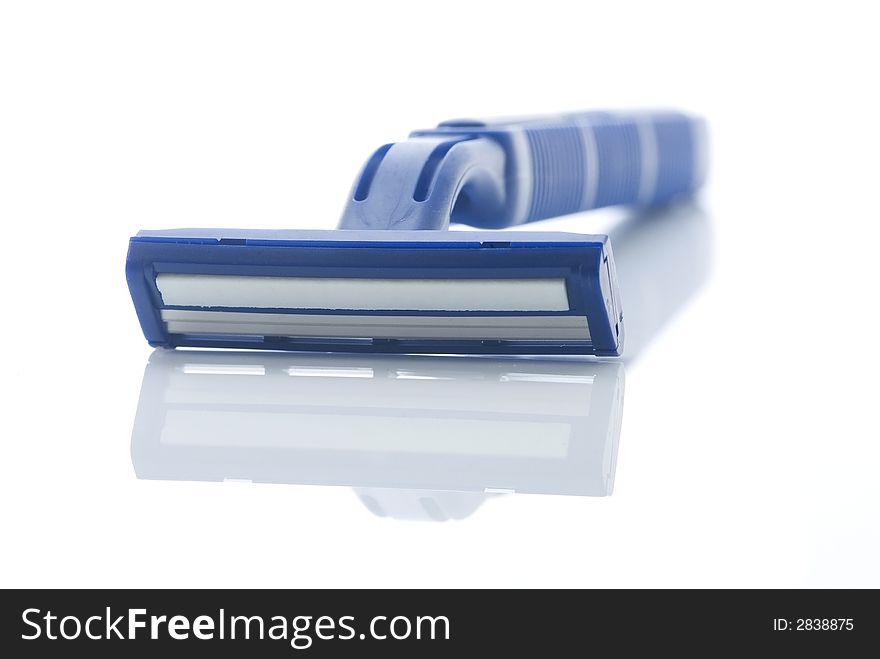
(127, 229, 623, 355)
(340, 110, 706, 230)
(127, 109, 706, 355)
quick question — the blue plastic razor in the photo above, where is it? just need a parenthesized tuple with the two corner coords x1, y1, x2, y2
(127, 110, 707, 355)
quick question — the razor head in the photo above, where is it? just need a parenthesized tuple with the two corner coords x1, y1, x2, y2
(126, 229, 623, 356)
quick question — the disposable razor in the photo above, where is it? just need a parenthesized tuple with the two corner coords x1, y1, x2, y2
(127, 110, 707, 355)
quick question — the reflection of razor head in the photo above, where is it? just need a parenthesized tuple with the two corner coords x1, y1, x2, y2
(131, 350, 624, 504)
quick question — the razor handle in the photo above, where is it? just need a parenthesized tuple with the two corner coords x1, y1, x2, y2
(340, 110, 707, 231)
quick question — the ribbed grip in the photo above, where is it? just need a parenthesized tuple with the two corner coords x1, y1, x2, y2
(588, 114, 643, 209)
(427, 110, 706, 226)
(523, 124, 587, 221)
(344, 109, 708, 231)
(522, 111, 702, 222)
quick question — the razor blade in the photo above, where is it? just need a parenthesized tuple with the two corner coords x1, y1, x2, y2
(127, 110, 706, 355)
(127, 229, 621, 355)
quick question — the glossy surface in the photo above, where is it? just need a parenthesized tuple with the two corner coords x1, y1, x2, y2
(132, 351, 624, 505)
(1, 1, 878, 588)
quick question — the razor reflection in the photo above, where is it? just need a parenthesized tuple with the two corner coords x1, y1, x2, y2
(131, 352, 624, 520)
(131, 202, 711, 520)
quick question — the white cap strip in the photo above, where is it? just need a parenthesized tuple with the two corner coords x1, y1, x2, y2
(157, 274, 570, 312)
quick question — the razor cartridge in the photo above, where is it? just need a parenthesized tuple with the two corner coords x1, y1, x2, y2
(127, 110, 706, 355)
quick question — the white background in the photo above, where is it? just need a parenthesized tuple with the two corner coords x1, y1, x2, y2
(1, 1, 878, 588)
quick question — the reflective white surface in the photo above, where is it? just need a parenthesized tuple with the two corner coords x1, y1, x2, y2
(133, 351, 625, 520)
(1, 1, 878, 587)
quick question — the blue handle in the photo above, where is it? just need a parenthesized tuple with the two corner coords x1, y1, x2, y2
(339, 110, 707, 231)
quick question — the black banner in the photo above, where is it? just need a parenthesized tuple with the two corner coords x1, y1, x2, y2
(1, 589, 876, 656)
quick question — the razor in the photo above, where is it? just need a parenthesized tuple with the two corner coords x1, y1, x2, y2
(127, 110, 706, 355)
